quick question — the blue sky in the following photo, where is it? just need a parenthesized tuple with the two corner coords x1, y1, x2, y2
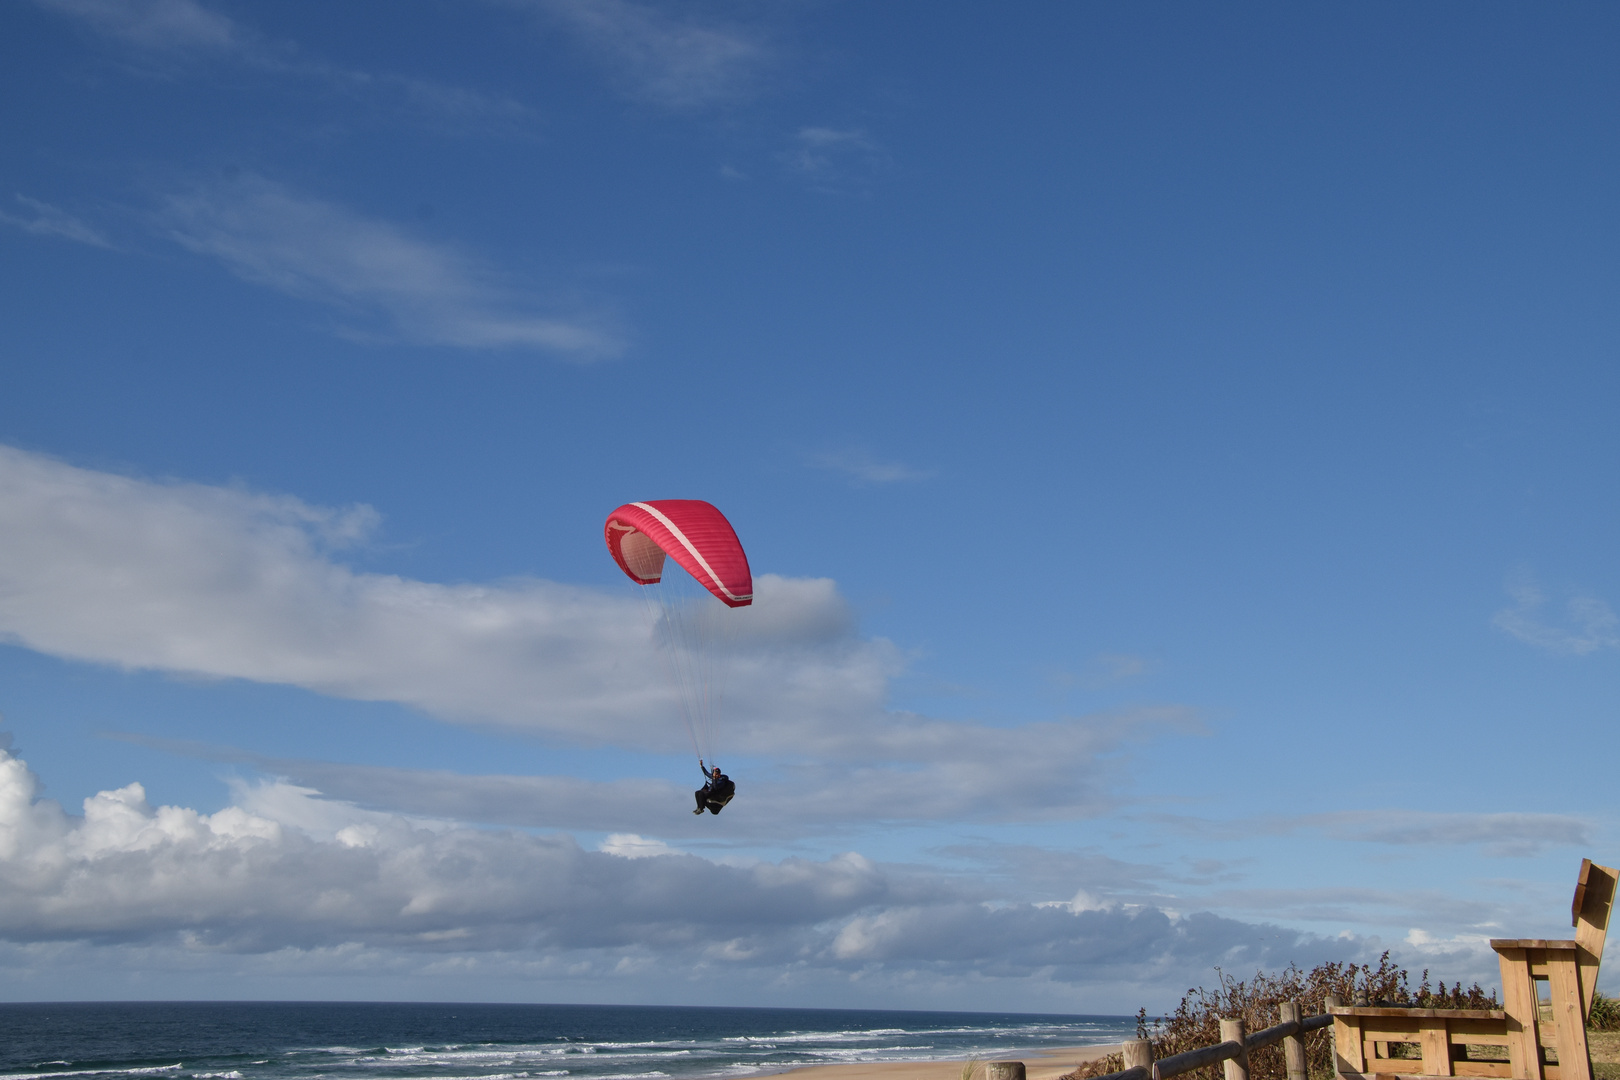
(1, 0, 1618, 1011)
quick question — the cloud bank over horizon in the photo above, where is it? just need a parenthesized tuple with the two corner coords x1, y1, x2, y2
(0, 738, 1394, 1009)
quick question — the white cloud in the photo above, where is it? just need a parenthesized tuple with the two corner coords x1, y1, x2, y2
(0, 741, 1358, 1004)
(520, 0, 769, 109)
(598, 833, 677, 858)
(808, 446, 933, 485)
(0, 445, 1190, 827)
(1403, 927, 1495, 960)
(0, 195, 113, 248)
(1492, 576, 1620, 656)
(0, 746, 898, 952)
(160, 176, 620, 357)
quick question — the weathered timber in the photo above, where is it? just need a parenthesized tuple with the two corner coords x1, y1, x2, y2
(1082, 1067, 1148, 1080)
(1280, 1002, 1307, 1080)
(1572, 859, 1616, 1021)
(1327, 856, 1616, 1080)
(988, 1063, 1026, 1080)
(1087, 1004, 1334, 1080)
(1124, 1041, 1154, 1072)
(1328, 1009, 1505, 1021)
(1245, 1012, 1331, 1053)
(1220, 1019, 1250, 1080)
(1154, 1040, 1244, 1079)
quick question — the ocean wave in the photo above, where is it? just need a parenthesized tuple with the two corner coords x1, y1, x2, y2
(0, 1065, 183, 1080)
(721, 1033, 889, 1045)
(567, 1052, 693, 1061)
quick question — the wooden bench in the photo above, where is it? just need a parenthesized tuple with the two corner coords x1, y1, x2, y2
(1331, 858, 1616, 1080)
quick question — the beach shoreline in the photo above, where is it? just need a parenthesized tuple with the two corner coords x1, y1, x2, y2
(766, 1043, 1121, 1080)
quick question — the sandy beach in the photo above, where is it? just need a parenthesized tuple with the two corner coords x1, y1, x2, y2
(770, 1043, 1122, 1080)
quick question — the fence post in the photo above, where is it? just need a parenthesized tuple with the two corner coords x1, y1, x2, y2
(1280, 1001, 1307, 1080)
(1124, 1039, 1154, 1074)
(1220, 1019, 1249, 1080)
(987, 1063, 1025, 1080)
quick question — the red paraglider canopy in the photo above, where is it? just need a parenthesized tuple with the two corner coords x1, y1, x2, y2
(604, 500, 753, 607)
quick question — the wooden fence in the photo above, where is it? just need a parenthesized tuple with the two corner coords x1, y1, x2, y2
(1061, 999, 1336, 1080)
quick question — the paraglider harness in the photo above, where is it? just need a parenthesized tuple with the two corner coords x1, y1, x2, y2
(695, 761, 735, 815)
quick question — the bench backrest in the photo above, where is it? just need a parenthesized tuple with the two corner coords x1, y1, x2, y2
(1573, 858, 1617, 1019)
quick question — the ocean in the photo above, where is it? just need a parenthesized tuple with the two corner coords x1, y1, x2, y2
(0, 1003, 1135, 1080)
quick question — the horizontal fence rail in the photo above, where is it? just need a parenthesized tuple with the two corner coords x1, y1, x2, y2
(1084, 1002, 1334, 1080)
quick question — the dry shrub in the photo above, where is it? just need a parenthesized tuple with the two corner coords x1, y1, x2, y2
(1592, 991, 1620, 1032)
(1061, 954, 1499, 1080)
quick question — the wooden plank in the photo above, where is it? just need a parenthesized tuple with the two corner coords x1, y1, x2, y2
(1338, 1015, 1367, 1075)
(1449, 1031, 1511, 1046)
(1498, 947, 1543, 1080)
(1337, 1067, 1516, 1080)
(1544, 954, 1590, 1080)
(1333, 1009, 1507, 1021)
(1573, 860, 1593, 927)
(1421, 1020, 1452, 1077)
(1337, 1017, 1365, 1075)
(1491, 940, 1580, 951)
(1572, 861, 1616, 1022)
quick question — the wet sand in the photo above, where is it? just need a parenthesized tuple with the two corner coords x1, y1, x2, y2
(770, 1043, 1121, 1080)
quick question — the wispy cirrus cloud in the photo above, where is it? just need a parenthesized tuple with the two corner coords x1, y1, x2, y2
(783, 127, 887, 192)
(1312, 810, 1590, 855)
(33, 0, 529, 129)
(1492, 575, 1619, 656)
(34, 0, 241, 53)
(808, 445, 933, 485)
(0, 195, 113, 248)
(517, 0, 770, 109)
(160, 175, 620, 357)
(1149, 809, 1589, 858)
